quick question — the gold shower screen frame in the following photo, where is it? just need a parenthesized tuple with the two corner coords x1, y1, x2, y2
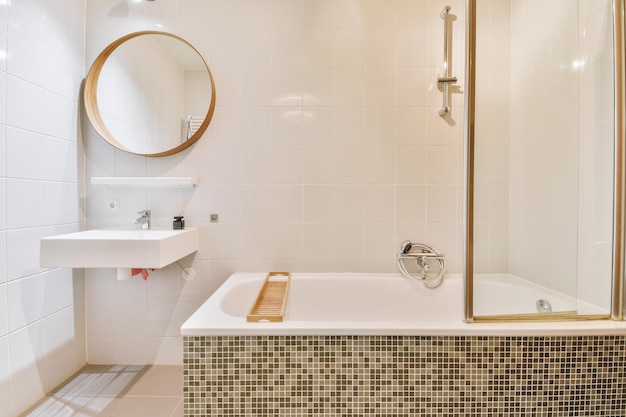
(463, 0, 625, 323)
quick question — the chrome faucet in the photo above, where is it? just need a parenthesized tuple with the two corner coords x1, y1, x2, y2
(134, 209, 151, 230)
(417, 251, 431, 280)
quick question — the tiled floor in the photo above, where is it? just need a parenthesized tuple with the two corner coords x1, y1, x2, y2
(20, 365, 183, 417)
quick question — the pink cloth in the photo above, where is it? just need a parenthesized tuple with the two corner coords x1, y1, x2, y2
(131, 268, 154, 280)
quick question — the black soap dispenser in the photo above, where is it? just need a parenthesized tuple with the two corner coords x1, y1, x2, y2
(173, 216, 185, 229)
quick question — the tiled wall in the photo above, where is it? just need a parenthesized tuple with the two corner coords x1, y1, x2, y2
(84, 0, 467, 365)
(184, 335, 626, 416)
(83, 0, 619, 365)
(0, 0, 86, 416)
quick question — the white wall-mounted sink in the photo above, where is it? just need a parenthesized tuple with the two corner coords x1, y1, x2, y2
(40, 228, 198, 268)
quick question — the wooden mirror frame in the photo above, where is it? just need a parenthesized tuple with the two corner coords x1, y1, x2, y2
(84, 31, 216, 157)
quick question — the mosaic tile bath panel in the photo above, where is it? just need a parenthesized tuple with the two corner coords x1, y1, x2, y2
(183, 336, 626, 416)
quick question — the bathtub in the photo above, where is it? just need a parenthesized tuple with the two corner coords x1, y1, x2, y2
(182, 272, 626, 416)
(181, 272, 626, 336)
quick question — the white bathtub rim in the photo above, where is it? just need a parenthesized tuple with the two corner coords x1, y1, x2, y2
(181, 272, 626, 337)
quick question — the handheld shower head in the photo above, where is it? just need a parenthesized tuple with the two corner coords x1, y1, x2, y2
(400, 240, 413, 254)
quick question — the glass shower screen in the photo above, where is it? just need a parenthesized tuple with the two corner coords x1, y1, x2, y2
(467, 0, 619, 320)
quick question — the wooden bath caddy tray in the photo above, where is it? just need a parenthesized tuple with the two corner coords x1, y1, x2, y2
(246, 272, 291, 322)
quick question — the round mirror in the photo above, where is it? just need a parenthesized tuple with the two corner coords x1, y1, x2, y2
(84, 31, 216, 157)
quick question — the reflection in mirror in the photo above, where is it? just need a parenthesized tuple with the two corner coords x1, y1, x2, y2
(84, 31, 215, 157)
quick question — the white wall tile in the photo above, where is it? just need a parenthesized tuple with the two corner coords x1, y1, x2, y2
(240, 223, 272, 260)
(43, 181, 78, 226)
(115, 298, 147, 337)
(333, 223, 364, 261)
(302, 223, 333, 260)
(6, 127, 43, 180)
(334, 69, 365, 106)
(9, 321, 45, 381)
(396, 107, 428, 145)
(363, 223, 395, 261)
(43, 138, 77, 182)
(9, 0, 45, 39)
(240, 107, 271, 146)
(271, 222, 302, 260)
(365, 68, 396, 106)
(365, 107, 395, 146)
(0, 284, 7, 337)
(303, 185, 333, 223)
(43, 345, 77, 394)
(9, 367, 46, 417)
(6, 75, 43, 133)
(85, 268, 116, 300)
(271, 184, 302, 223)
(333, 29, 365, 67)
(302, 29, 334, 67)
(240, 28, 272, 67)
(365, 146, 394, 183)
(396, 147, 427, 184)
(271, 147, 302, 184)
(0, 76, 5, 126)
(44, 307, 74, 359)
(334, 147, 364, 183)
(211, 68, 240, 107)
(43, 268, 73, 316)
(396, 68, 428, 106)
(6, 229, 44, 281)
(302, 69, 333, 107)
(426, 146, 459, 184)
(7, 274, 44, 332)
(43, 92, 76, 141)
(146, 337, 182, 364)
(207, 27, 241, 68)
(6, 25, 43, 85)
(271, 107, 303, 145)
(85, 337, 116, 365)
(115, 337, 147, 365)
(241, 68, 272, 106)
(240, 184, 271, 222)
(0, 336, 8, 389)
(365, 185, 395, 222)
(334, 107, 364, 146)
(334, 185, 365, 222)
(395, 185, 427, 224)
(6, 179, 43, 229)
(271, 27, 305, 67)
(0, 183, 5, 230)
(397, 28, 428, 67)
(86, 299, 117, 338)
(0, 16, 7, 74)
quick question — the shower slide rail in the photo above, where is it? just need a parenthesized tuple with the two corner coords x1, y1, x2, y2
(438, 5, 457, 117)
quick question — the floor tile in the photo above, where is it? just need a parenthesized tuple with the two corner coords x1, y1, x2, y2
(109, 397, 181, 417)
(126, 365, 182, 397)
(19, 365, 183, 417)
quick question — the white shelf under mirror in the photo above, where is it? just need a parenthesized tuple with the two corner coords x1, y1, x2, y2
(91, 177, 199, 188)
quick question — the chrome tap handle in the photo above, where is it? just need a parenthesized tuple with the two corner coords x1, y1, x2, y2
(134, 209, 152, 229)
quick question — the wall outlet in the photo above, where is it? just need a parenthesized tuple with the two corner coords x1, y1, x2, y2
(107, 198, 120, 211)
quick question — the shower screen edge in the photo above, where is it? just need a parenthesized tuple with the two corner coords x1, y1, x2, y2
(612, 0, 625, 320)
(463, 0, 476, 323)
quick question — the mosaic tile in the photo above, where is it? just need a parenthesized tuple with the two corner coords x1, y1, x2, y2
(183, 336, 626, 416)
